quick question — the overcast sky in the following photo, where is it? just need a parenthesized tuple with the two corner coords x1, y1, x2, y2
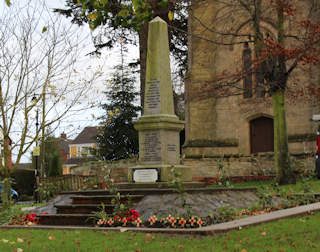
(1, 0, 139, 162)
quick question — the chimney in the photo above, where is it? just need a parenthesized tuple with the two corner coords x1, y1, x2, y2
(60, 133, 67, 139)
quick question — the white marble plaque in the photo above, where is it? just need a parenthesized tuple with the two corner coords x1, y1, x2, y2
(145, 79, 161, 114)
(133, 169, 159, 182)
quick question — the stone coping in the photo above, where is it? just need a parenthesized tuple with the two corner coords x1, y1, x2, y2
(2, 202, 320, 236)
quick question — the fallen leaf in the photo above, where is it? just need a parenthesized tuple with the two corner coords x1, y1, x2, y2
(17, 238, 24, 243)
(2, 239, 8, 243)
(17, 248, 23, 252)
(261, 232, 267, 236)
(178, 245, 184, 250)
(48, 236, 55, 241)
(120, 228, 127, 233)
(241, 249, 248, 252)
(4, 0, 11, 7)
(145, 233, 152, 243)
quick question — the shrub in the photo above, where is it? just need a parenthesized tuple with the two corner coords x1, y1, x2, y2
(11, 168, 35, 196)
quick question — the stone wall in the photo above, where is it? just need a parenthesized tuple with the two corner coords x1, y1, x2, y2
(70, 159, 139, 183)
(185, 0, 320, 158)
(68, 153, 315, 183)
(183, 153, 315, 181)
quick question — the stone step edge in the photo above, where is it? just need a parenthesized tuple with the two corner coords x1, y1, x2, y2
(60, 187, 258, 195)
(38, 214, 94, 217)
(71, 195, 145, 199)
(54, 204, 113, 208)
(6, 202, 320, 235)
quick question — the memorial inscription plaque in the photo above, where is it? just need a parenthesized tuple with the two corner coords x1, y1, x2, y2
(145, 79, 160, 114)
(133, 168, 159, 183)
(141, 131, 161, 162)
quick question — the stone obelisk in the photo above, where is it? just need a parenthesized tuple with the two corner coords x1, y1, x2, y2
(129, 17, 191, 182)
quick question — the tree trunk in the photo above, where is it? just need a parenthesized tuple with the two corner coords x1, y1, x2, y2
(41, 91, 46, 178)
(272, 89, 296, 185)
(138, 23, 148, 114)
(1, 135, 12, 208)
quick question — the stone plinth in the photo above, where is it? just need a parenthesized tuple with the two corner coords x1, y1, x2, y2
(135, 115, 184, 165)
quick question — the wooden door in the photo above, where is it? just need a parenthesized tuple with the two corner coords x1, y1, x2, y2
(250, 117, 274, 154)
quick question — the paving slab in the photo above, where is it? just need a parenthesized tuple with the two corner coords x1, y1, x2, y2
(200, 201, 320, 233)
(2, 202, 320, 235)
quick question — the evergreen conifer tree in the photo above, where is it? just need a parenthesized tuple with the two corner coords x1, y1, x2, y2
(41, 135, 63, 177)
(96, 44, 141, 160)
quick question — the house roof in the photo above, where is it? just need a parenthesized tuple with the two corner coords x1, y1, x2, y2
(71, 127, 98, 145)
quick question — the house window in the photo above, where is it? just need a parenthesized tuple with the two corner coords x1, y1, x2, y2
(81, 147, 90, 157)
(255, 68, 266, 98)
(242, 42, 253, 98)
(70, 146, 77, 157)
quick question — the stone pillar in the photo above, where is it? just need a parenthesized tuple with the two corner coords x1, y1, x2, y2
(129, 17, 192, 182)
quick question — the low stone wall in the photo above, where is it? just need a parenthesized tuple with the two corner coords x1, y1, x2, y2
(69, 153, 315, 183)
(183, 152, 315, 181)
(70, 159, 139, 183)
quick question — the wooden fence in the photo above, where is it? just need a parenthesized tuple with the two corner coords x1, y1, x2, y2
(39, 175, 97, 193)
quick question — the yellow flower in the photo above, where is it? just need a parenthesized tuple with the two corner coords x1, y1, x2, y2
(87, 12, 98, 21)
(168, 11, 174, 21)
(115, 108, 120, 114)
(108, 111, 114, 117)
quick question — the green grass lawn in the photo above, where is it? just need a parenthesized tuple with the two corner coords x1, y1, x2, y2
(217, 177, 320, 194)
(0, 211, 320, 251)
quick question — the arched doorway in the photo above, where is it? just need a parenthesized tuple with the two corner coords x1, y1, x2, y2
(250, 117, 274, 153)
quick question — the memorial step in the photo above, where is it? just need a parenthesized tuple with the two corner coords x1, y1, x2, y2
(60, 182, 209, 195)
(55, 204, 114, 214)
(61, 187, 257, 196)
(38, 214, 95, 226)
(71, 195, 144, 205)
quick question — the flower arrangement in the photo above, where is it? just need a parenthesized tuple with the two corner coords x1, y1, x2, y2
(96, 208, 140, 227)
(96, 210, 207, 229)
(143, 215, 206, 228)
(95, 203, 303, 229)
(9, 212, 48, 226)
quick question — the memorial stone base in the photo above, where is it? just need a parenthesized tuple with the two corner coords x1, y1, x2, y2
(129, 115, 192, 182)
